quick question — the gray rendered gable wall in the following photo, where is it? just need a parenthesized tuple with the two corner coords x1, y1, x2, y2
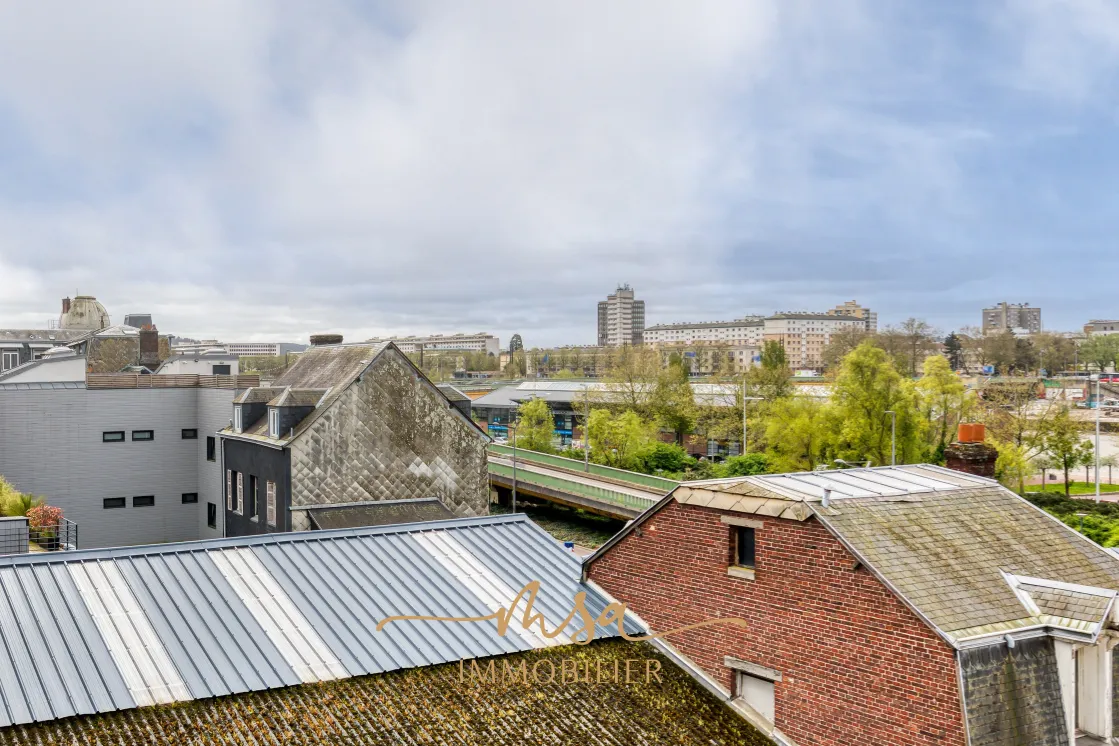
(287, 348, 488, 520)
(960, 637, 1069, 746)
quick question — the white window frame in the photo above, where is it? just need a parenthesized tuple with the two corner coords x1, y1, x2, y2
(226, 470, 233, 511)
(236, 472, 243, 515)
(266, 481, 276, 527)
(233, 406, 243, 433)
(736, 671, 775, 724)
(268, 408, 279, 438)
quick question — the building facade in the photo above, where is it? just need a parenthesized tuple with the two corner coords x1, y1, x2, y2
(643, 318, 764, 347)
(223, 342, 308, 357)
(219, 341, 490, 537)
(762, 313, 864, 371)
(826, 300, 877, 332)
(983, 302, 1042, 334)
(597, 285, 645, 347)
(1085, 320, 1119, 335)
(363, 333, 500, 357)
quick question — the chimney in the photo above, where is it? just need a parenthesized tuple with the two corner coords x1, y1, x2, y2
(61, 297, 71, 314)
(310, 334, 343, 346)
(944, 423, 998, 479)
(138, 329, 160, 368)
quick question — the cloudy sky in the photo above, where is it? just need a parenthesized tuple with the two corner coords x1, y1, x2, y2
(1, 1, 1117, 347)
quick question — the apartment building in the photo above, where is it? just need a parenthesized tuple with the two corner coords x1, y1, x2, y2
(983, 302, 1042, 334)
(597, 285, 645, 346)
(762, 313, 864, 371)
(363, 333, 500, 356)
(1084, 320, 1119, 335)
(826, 300, 878, 332)
(643, 317, 764, 347)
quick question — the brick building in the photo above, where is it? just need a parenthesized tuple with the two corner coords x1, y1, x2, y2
(586, 465, 1119, 745)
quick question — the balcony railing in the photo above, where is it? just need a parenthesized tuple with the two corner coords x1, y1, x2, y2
(0, 517, 78, 555)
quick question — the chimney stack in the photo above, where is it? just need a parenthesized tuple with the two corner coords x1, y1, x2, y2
(61, 297, 71, 314)
(138, 329, 160, 368)
(944, 423, 998, 479)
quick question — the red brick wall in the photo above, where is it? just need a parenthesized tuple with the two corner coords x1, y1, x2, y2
(588, 500, 966, 746)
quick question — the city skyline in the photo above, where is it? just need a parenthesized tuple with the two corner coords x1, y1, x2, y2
(2, 3, 1119, 346)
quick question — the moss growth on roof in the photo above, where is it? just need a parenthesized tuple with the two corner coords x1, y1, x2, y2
(0, 640, 770, 745)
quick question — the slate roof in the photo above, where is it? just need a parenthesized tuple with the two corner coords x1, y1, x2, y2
(0, 330, 88, 344)
(0, 514, 639, 728)
(269, 388, 327, 407)
(0, 640, 771, 746)
(306, 498, 456, 530)
(234, 387, 286, 404)
(815, 485, 1119, 641)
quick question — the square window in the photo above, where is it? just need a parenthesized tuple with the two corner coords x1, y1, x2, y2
(133, 495, 155, 507)
(132, 430, 154, 441)
(103, 497, 126, 509)
(736, 672, 775, 723)
(206, 436, 216, 462)
(207, 502, 217, 529)
(102, 431, 125, 442)
(182, 493, 198, 504)
(181, 429, 198, 440)
(736, 526, 756, 569)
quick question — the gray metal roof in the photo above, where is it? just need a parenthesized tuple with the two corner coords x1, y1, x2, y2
(0, 381, 86, 391)
(0, 514, 635, 727)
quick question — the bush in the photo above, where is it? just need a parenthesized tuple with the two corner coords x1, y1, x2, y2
(641, 443, 693, 473)
(720, 453, 769, 477)
(1025, 492, 1119, 547)
(0, 477, 43, 517)
(27, 504, 62, 532)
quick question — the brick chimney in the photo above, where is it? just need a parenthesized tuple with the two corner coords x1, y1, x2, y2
(944, 423, 998, 479)
(61, 297, 71, 314)
(138, 329, 160, 368)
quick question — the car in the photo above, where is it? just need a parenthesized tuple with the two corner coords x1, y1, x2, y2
(492, 436, 509, 445)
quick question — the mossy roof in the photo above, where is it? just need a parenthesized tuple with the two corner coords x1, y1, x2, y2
(0, 640, 771, 746)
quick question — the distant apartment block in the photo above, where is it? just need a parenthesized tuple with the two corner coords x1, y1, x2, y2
(1085, 320, 1119, 335)
(643, 318, 764, 347)
(982, 302, 1041, 334)
(597, 285, 645, 346)
(225, 342, 309, 357)
(826, 300, 878, 332)
(364, 333, 500, 356)
(763, 313, 864, 370)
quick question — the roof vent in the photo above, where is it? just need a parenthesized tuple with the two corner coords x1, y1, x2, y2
(310, 334, 343, 346)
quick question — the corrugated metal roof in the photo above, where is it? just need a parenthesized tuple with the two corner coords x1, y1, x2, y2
(0, 514, 635, 727)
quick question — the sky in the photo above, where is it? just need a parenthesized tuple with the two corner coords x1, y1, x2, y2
(1, 1, 1118, 348)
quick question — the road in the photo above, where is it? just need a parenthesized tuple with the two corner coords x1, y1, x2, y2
(488, 456, 664, 503)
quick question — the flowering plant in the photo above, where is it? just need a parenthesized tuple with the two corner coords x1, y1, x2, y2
(26, 504, 62, 531)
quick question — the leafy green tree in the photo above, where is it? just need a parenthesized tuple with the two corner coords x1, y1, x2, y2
(916, 355, 971, 461)
(650, 358, 696, 444)
(943, 333, 963, 370)
(600, 346, 660, 414)
(1081, 334, 1119, 372)
(1033, 332, 1077, 375)
(745, 340, 793, 400)
(587, 409, 657, 469)
(1040, 407, 1095, 496)
(515, 398, 555, 454)
(721, 453, 769, 477)
(505, 349, 527, 377)
(641, 442, 693, 473)
(509, 334, 523, 354)
(992, 437, 1032, 494)
(831, 341, 926, 466)
(898, 318, 939, 377)
(764, 395, 835, 473)
(822, 327, 871, 371)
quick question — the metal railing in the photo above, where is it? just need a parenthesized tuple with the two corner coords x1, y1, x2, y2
(487, 461, 659, 513)
(29, 518, 78, 552)
(487, 444, 679, 492)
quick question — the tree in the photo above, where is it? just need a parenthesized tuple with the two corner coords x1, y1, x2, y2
(1081, 334, 1119, 373)
(764, 395, 835, 473)
(822, 327, 871, 371)
(1039, 407, 1095, 496)
(991, 438, 1031, 493)
(509, 334, 523, 355)
(721, 453, 769, 477)
(505, 349, 527, 377)
(1033, 333, 1077, 375)
(983, 331, 1020, 375)
(650, 357, 696, 444)
(515, 398, 555, 453)
(916, 354, 971, 461)
(831, 341, 926, 466)
(744, 340, 793, 400)
(943, 333, 963, 370)
(897, 318, 939, 378)
(586, 409, 657, 470)
(641, 442, 692, 473)
(600, 346, 660, 414)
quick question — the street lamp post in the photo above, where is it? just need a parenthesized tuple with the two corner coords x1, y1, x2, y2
(510, 421, 518, 513)
(741, 378, 763, 455)
(1093, 374, 1101, 502)
(884, 410, 896, 466)
(583, 394, 590, 473)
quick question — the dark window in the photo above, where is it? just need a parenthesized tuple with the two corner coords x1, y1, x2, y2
(735, 527, 756, 569)
(207, 502, 217, 529)
(206, 436, 216, 462)
(248, 475, 258, 518)
(102, 431, 125, 442)
(182, 493, 198, 504)
(211, 364, 231, 375)
(132, 430, 154, 441)
(181, 429, 198, 440)
(133, 495, 155, 507)
(103, 497, 126, 509)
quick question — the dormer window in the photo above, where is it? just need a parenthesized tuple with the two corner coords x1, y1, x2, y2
(233, 405, 243, 433)
(268, 408, 279, 438)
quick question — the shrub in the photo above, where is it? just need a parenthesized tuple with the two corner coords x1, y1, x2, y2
(27, 504, 62, 531)
(720, 453, 769, 477)
(641, 442, 693, 473)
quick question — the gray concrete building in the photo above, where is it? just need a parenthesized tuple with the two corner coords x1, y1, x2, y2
(597, 284, 645, 346)
(982, 302, 1042, 334)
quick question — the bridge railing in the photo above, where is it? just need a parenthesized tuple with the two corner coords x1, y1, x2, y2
(487, 445, 678, 493)
(487, 461, 658, 514)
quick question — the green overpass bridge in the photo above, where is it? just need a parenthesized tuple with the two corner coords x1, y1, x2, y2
(486, 445, 677, 520)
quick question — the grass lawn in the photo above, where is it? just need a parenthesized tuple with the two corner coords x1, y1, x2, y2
(1032, 481, 1119, 495)
(491, 501, 624, 549)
